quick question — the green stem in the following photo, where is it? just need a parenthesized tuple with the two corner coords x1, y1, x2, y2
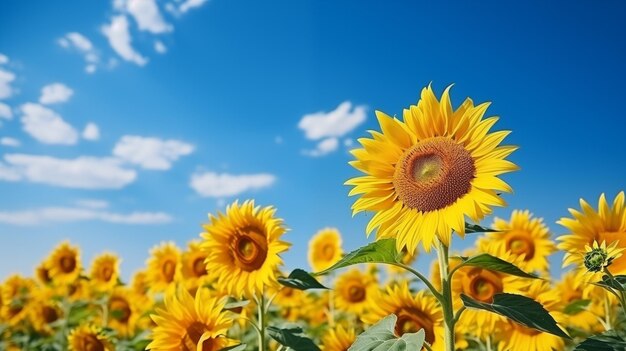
(257, 293, 266, 351)
(436, 239, 455, 351)
(388, 262, 443, 301)
(605, 270, 626, 317)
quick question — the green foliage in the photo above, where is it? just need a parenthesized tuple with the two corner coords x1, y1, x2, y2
(219, 344, 248, 351)
(278, 269, 328, 290)
(223, 297, 250, 310)
(267, 326, 320, 351)
(314, 239, 399, 276)
(563, 299, 591, 315)
(459, 253, 538, 279)
(464, 223, 498, 233)
(348, 314, 425, 351)
(574, 330, 626, 350)
(461, 293, 570, 338)
(597, 275, 626, 292)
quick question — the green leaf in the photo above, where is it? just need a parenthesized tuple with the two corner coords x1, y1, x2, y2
(278, 269, 328, 290)
(464, 223, 498, 233)
(219, 344, 248, 351)
(223, 298, 250, 311)
(461, 293, 570, 339)
(267, 326, 320, 351)
(460, 254, 538, 279)
(348, 314, 425, 351)
(315, 239, 399, 276)
(597, 275, 626, 292)
(574, 330, 626, 351)
(563, 299, 591, 315)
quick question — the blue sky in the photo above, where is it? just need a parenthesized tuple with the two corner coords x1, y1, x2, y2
(0, 0, 624, 281)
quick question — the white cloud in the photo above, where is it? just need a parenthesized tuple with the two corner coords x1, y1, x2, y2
(0, 102, 12, 120)
(0, 68, 16, 99)
(82, 122, 100, 141)
(0, 54, 8, 65)
(0, 206, 172, 226)
(344, 138, 354, 147)
(303, 137, 339, 157)
(298, 101, 367, 140)
(76, 199, 109, 209)
(126, 0, 173, 34)
(166, 0, 209, 16)
(0, 137, 20, 147)
(102, 15, 148, 66)
(190, 171, 276, 198)
(154, 40, 167, 54)
(2, 153, 137, 189)
(113, 135, 194, 170)
(39, 83, 74, 104)
(58, 32, 100, 74)
(20, 103, 79, 145)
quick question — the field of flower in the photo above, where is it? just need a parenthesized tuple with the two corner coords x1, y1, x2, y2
(1, 86, 625, 351)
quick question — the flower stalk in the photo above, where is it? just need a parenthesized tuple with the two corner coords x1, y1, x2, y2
(436, 238, 455, 351)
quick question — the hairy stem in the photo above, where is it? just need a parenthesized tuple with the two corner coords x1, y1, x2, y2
(436, 239, 455, 351)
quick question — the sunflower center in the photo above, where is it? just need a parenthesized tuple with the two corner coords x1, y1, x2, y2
(182, 322, 221, 351)
(505, 232, 535, 260)
(596, 232, 626, 273)
(193, 257, 208, 277)
(463, 268, 503, 303)
(345, 282, 366, 303)
(101, 266, 113, 282)
(60, 255, 77, 273)
(321, 244, 336, 261)
(395, 308, 435, 345)
(393, 137, 475, 212)
(81, 335, 105, 351)
(109, 297, 131, 323)
(232, 227, 268, 272)
(43, 306, 59, 324)
(162, 260, 176, 282)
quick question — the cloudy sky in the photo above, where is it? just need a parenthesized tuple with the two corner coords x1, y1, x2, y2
(0, 0, 625, 280)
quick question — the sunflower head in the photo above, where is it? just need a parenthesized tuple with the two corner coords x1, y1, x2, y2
(583, 240, 623, 273)
(89, 253, 120, 293)
(321, 324, 356, 351)
(148, 287, 237, 351)
(347, 84, 517, 253)
(68, 324, 114, 351)
(334, 269, 379, 315)
(146, 241, 181, 294)
(46, 241, 82, 285)
(28, 288, 62, 334)
(35, 262, 52, 286)
(200, 200, 290, 298)
(308, 228, 344, 272)
(1, 275, 35, 326)
(106, 287, 139, 337)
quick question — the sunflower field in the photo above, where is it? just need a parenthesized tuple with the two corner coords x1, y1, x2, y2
(2, 86, 626, 351)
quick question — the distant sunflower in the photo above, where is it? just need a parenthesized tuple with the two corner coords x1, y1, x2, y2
(201, 200, 290, 297)
(180, 240, 211, 294)
(557, 192, 626, 275)
(334, 269, 379, 315)
(130, 270, 149, 296)
(363, 282, 444, 350)
(35, 262, 52, 286)
(1, 275, 35, 326)
(147, 287, 236, 351)
(495, 280, 566, 351)
(106, 287, 139, 337)
(46, 241, 82, 285)
(321, 324, 356, 351)
(28, 287, 62, 334)
(89, 253, 120, 293)
(308, 228, 344, 272)
(346, 84, 517, 253)
(554, 270, 603, 333)
(146, 242, 181, 294)
(68, 324, 114, 351)
(272, 286, 306, 309)
(479, 210, 555, 273)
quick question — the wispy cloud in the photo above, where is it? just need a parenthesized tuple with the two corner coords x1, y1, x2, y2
(102, 15, 148, 66)
(113, 135, 194, 170)
(0, 54, 8, 65)
(0, 68, 16, 99)
(58, 32, 100, 74)
(190, 172, 276, 198)
(1, 154, 137, 189)
(0, 102, 12, 120)
(303, 137, 339, 157)
(82, 122, 100, 141)
(0, 206, 172, 226)
(154, 40, 167, 54)
(0, 137, 20, 147)
(125, 0, 173, 34)
(39, 83, 74, 105)
(166, 0, 209, 16)
(75, 199, 109, 209)
(20, 103, 79, 145)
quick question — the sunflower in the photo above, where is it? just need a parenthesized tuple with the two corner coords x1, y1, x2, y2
(346, 85, 517, 253)
(334, 269, 379, 315)
(180, 240, 212, 294)
(147, 287, 237, 351)
(321, 324, 356, 351)
(89, 253, 120, 293)
(363, 282, 444, 350)
(35, 262, 52, 286)
(46, 241, 82, 285)
(558, 192, 626, 275)
(146, 242, 181, 294)
(495, 280, 566, 351)
(106, 287, 139, 338)
(28, 287, 62, 334)
(1, 275, 35, 326)
(308, 228, 344, 272)
(478, 210, 555, 273)
(201, 200, 290, 297)
(554, 270, 604, 333)
(68, 324, 114, 351)
(130, 270, 149, 296)
(272, 285, 307, 309)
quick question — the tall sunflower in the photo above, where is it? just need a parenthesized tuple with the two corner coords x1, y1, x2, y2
(308, 228, 344, 272)
(201, 200, 290, 297)
(180, 240, 211, 294)
(46, 241, 82, 285)
(321, 324, 356, 351)
(146, 242, 181, 294)
(68, 324, 114, 351)
(346, 85, 517, 253)
(554, 270, 604, 333)
(362, 282, 444, 350)
(334, 269, 379, 315)
(89, 253, 120, 293)
(28, 287, 62, 335)
(1, 275, 35, 326)
(147, 287, 237, 351)
(557, 192, 626, 275)
(479, 210, 555, 273)
(106, 287, 139, 338)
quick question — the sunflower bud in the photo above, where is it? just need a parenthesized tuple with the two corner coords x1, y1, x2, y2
(583, 240, 622, 273)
